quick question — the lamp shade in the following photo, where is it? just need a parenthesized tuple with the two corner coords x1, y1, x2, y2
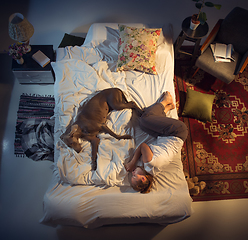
(8, 13, 34, 42)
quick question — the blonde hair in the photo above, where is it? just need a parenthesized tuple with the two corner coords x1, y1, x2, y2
(131, 166, 154, 194)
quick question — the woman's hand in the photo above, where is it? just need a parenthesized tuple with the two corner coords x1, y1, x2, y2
(124, 142, 153, 172)
(124, 159, 136, 172)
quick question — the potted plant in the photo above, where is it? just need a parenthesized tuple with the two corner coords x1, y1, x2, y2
(190, 0, 222, 30)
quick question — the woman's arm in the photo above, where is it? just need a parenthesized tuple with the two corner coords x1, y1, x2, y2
(125, 142, 153, 172)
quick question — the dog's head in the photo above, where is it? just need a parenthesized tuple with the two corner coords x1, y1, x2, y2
(61, 124, 82, 153)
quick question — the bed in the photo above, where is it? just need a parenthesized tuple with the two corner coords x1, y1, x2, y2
(40, 23, 192, 229)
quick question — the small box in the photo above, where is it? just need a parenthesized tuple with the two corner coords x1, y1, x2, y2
(32, 50, 50, 67)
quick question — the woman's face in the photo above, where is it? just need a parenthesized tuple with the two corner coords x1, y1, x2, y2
(131, 167, 147, 186)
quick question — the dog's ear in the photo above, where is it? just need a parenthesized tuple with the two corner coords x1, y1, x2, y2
(69, 124, 79, 136)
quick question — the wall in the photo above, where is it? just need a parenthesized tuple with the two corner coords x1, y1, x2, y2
(1, 0, 248, 53)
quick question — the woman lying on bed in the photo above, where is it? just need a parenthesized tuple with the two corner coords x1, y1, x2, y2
(125, 91, 188, 193)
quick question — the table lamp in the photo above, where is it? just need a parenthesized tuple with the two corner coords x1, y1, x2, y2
(8, 13, 34, 52)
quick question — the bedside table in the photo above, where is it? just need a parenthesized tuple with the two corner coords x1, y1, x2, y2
(12, 45, 55, 84)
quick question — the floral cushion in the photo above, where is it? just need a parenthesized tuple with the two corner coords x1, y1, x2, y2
(116, 25, 161, 74)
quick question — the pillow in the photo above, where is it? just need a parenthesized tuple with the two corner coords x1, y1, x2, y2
(182, 88, 215, 122)
(58, 33, 85, 48)
(116, 25, 161, 74)
(83, 23, 147, 46)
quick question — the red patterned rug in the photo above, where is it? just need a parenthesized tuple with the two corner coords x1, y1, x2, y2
(174, 58, 248, 201)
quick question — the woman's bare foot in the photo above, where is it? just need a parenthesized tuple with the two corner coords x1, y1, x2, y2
(160, 91, 173, 106)
(164, 102, 175, 114)
(159, 91, 175, 113)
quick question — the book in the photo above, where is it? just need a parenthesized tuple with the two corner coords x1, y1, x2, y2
(32, 50, 50, 67)
(210, 43, 235, 62)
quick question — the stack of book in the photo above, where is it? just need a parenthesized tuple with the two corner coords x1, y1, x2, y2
(210, 43, 235, 62)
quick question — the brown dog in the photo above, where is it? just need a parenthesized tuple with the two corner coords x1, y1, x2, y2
(60, 88, 143, 170)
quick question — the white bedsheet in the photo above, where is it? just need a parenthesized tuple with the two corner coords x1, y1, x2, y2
(40, 23, 192, 228)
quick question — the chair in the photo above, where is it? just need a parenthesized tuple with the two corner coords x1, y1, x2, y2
(193, 7, 248, 85)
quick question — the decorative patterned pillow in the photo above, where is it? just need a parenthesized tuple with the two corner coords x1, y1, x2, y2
(116, 25, 161, 74)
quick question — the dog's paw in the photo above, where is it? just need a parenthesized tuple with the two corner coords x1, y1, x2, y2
(91, 161, 97, 171)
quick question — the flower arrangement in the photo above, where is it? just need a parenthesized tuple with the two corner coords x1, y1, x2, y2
(8, 42, 29, 60)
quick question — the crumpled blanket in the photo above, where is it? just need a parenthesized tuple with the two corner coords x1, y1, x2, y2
(20, 118, 55, 162)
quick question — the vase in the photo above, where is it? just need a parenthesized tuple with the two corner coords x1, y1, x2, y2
(16, 57, 24, 65)
(190, 14, 200, 30)
(190, 21, 200, 30)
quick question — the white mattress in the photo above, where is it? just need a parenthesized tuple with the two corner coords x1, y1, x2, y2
(40, 23, 192, 228)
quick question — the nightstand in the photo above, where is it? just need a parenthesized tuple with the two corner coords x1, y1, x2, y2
(12, 45, 55, 84)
